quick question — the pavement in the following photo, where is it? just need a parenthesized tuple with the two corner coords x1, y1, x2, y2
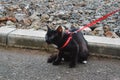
(0, 47, 120, 80)
(0, 26, 120, 58)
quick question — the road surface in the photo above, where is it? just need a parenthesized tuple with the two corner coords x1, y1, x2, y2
(0, 47, 120, 80)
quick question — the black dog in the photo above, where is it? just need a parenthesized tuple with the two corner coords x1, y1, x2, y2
(45, 26, 89, 68)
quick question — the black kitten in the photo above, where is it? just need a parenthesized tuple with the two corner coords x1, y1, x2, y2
(45, 26, 89, 68)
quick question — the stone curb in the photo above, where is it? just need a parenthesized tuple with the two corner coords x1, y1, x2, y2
(84, 36, 120, 57)
(8, 29, 46, 49)
(0, 26, 120, 57)
(0, 26, 16, 46)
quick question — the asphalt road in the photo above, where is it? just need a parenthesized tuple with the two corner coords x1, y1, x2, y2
(0, 47, 120, 80)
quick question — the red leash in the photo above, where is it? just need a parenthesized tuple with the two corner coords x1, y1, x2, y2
(61, 8, 120, 49)
(76, 8, 120, 32)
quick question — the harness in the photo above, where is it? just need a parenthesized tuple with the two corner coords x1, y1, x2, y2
(60, 8, 120, 49)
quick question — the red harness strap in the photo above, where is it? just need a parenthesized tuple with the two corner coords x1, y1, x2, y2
(60, 33, 72, 49)
(60, 8, 120, 49)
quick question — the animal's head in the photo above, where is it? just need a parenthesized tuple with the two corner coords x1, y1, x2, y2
(45, 25, 65, 45)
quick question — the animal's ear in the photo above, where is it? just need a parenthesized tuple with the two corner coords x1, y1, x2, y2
(56, 26, 63, 33)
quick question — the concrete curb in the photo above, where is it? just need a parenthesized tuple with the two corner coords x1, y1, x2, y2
(85, 36, 120, 57)
(0, 26, 16, 46)
(8, 29, 46, 49)
(0, 26, 120, 57)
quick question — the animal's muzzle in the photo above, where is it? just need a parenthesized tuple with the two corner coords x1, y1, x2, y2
(45, 36, 51, 44)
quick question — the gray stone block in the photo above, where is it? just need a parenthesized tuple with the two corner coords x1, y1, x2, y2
(84, 35, 120, 57)
(8, 29, 47, 49)
(88, 42, 120, 57)
(0, 27, 16, 46)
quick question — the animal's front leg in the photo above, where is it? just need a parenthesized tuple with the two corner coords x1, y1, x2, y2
(69, 43, 79, 68)
(53, 51, 63, 65)
(69, 51, 78, 68)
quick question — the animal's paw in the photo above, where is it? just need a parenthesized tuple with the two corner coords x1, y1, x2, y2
(47, 58, 53, 63)
(53, 61, 60, 65)
(47, 55, 57, 63)
(69, 63, 76, 68)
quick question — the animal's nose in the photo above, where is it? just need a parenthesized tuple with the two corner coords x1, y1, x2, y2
(45, 36, 49, 42)
(46, 39, 49, 42)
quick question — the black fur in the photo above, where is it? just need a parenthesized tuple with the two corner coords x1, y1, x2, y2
(45, 26, 89, 68)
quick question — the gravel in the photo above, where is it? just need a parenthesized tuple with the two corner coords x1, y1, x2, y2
(0, 0, 120, 37)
